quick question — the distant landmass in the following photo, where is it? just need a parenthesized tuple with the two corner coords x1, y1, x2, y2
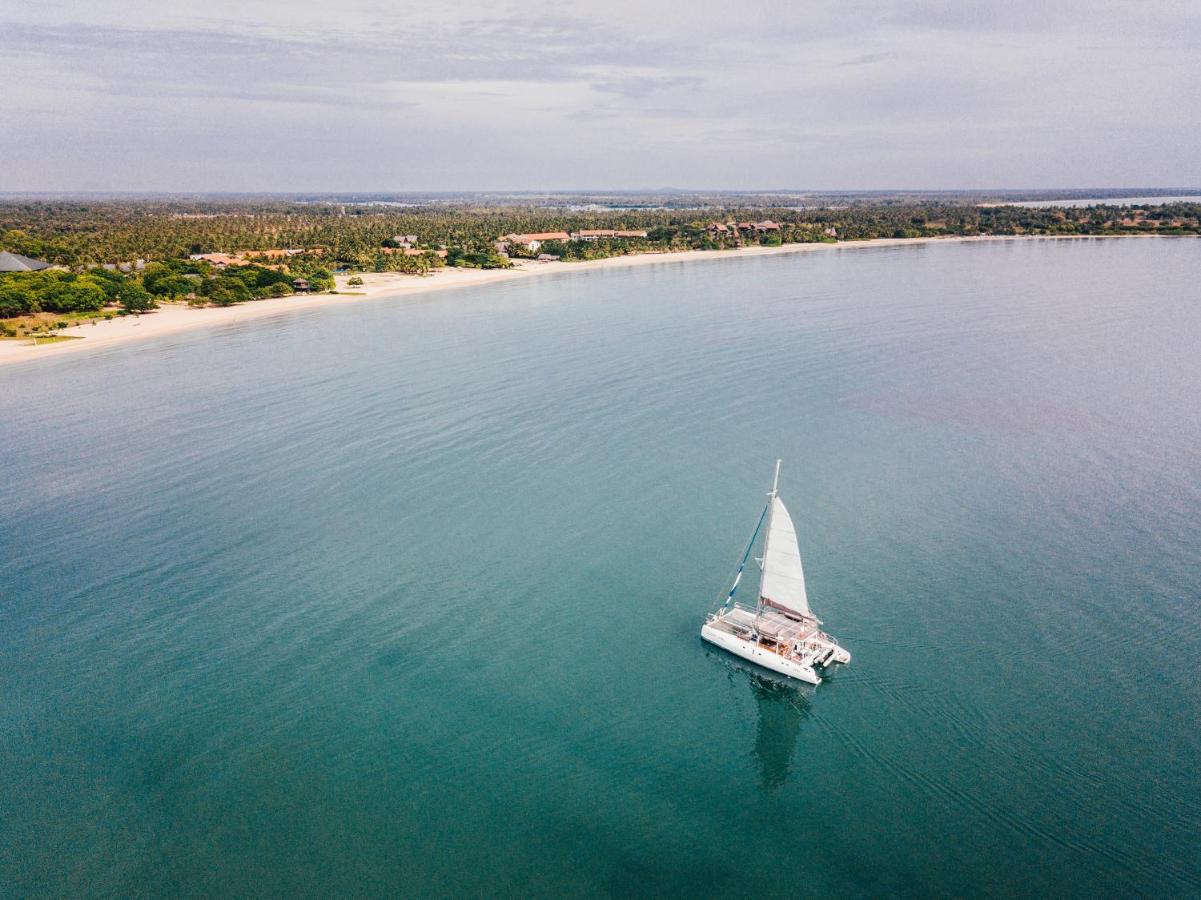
(2, 187, 1200, 207)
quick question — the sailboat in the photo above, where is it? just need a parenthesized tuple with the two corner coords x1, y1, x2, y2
(701, 460, 850, 685)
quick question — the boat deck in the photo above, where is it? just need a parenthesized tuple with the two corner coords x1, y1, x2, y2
(708, 604, 818, 644)
(703, 602, 848, 676)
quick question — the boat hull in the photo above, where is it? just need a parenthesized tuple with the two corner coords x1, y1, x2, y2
(701, 622, 822, 685)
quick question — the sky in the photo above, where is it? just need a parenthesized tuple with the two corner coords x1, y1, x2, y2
(3, 0, 1199, 192)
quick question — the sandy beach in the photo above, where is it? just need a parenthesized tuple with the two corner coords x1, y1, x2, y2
(0, 234, 1174, 368)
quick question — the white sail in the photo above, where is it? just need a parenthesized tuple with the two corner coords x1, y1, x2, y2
(701, 461, 849, 685)
(759, 496, 812, 619)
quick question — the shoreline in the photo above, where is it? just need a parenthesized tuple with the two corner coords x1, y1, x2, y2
(0, 234, 1186, 368)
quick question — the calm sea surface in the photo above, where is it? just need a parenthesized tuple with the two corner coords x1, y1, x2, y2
(2, 239, 1199, 897)
(1010, 195, 1201, 208)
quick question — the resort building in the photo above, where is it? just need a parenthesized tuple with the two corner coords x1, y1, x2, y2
(381, 247, 448, 257)
(570, 229, 649, 241)
(501, 232, 570, 252)
(101, 259, 146, 273)
(244, 248, 306, 260)
(0, 251, 53, 272)
(189, 253, 246, 267)
(188, 249, 322, 268)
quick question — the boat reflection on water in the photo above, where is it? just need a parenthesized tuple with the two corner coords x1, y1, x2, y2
(710, 647, 818, 791)
(750, 672, 813, 790)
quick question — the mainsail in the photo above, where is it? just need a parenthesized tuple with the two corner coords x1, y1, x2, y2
(758, 496, 812, 619)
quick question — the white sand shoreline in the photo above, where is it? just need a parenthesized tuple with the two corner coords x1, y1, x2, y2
(0, 234, 1186, 368)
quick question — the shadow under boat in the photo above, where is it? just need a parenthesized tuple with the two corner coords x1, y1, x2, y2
(751, 672, 813, 791)
(706, 646, 819, 791)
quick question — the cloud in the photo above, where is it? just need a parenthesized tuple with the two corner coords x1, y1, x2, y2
(0, 15, 670, 88)
(591, 75, 705, 100)
(1, 0, 1199, 191)
(836, 52, 898, 68)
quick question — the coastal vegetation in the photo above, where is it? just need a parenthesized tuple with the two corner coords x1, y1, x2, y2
(445, 248, 512, 269)
(0, 250, 334, 321)
(1, 197, 1197, 323)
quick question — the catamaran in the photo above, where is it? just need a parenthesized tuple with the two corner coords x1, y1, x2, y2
(701, 460, 850, 685)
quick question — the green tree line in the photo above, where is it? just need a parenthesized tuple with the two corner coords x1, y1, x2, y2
(0, 257, 335, 318)
(1, 199, 1196, 295)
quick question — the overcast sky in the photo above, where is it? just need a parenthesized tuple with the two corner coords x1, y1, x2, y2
(3, 0, 1199, 192)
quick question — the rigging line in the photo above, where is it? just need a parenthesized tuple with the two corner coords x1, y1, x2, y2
(719, 498, 771, 608)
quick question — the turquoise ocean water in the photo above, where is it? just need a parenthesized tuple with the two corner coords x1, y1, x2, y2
(2, 239, 1199, 897)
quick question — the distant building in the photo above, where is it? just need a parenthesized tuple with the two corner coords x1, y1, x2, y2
(189, 253, 246, 267)
(707, 222, 729, 234)
(570, 229, 649, 241)
(292, 278, 311, 292)
(0, 251, 53, 272)
(502, 232, 570, 252)
(381, 248, 448, 257)
(392, 234, 418, 245)
(188, 249, 311, 267)
(244, 248, 305, 260)
(824, 226, 838, 237)
(537, 253, 560, 262)
(751, 221, 781, 232)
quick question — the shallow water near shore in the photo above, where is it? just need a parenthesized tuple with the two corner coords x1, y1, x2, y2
(2, 238, 1199, 897)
